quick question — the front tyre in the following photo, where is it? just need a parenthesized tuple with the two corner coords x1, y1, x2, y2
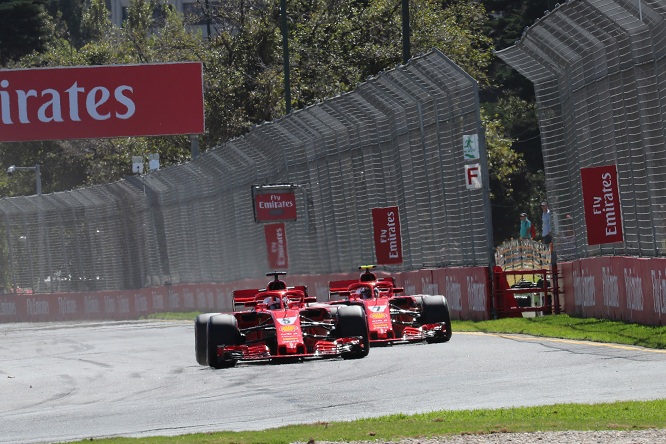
(195, 313, 216, 366)
(207, 314, 241, 369)
(336, 305, 369, 359)
(421, 295, 452, 343)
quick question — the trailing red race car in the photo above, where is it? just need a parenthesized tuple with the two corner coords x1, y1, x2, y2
(195, 272, 369, 368)
(328, 266, 452, 345)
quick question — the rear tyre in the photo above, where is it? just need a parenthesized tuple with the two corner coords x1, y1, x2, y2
(195, 313, 216, 366)
(207, 314, 241, 369)
(336, 305, 369, 359)
(421, 295, 452, 343)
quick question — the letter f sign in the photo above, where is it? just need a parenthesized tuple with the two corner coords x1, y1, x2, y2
(465, 164, 482, 190)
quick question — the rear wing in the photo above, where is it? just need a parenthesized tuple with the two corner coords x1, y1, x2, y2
(232, 286, 314, 308)
(232, 289, 262, 309)
(328, 278, 403, 297)
(377, 279, 403, 294)
(287, 286, 317, 304)
(328, 279, 359, 293)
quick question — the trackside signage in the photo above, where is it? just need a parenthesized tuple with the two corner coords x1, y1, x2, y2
(254, 192, 297, 222)
(581, 164, 623, 245)
(0, 62, 204, 142)
(264, 223, 288, 269)
(372, 206, 403, 264)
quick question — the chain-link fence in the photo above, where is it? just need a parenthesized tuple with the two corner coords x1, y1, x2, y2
(0, 49, 493, 294)
(497, 0, 666, 261)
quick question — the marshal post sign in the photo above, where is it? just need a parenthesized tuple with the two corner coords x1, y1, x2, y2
(0, 62, 204, 142)
(580, 164, 624, 245)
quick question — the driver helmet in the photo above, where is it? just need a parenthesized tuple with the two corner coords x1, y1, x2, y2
(356, 287, 372, 299)
(264, 296, 281, 309)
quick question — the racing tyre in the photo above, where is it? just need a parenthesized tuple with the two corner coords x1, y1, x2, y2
(195, 313, 216, 366)
(421, 295, 452, 343)
(207, 314, 241, 369)
(336, 305, 369, 359)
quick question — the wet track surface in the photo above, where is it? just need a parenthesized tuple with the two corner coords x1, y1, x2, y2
(1, 320, 666, 444)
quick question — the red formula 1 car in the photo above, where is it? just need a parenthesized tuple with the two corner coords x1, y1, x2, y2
(195, 272, 369, 368)
(328, 266, 452, 345)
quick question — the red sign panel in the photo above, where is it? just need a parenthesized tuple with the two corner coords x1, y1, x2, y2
(0, 62, 204, 142)
(581, 164, 623, 245)
(264, 223, 288, 269)
(372, 206, 403, 264)
(254, 191, 297, 222)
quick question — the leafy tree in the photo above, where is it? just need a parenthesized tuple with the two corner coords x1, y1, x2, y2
(81, 0, 112, 43)
(482, 109, 528, 244)
(287, 0, 493, 109)
(479, 0, 551, 242)
(202, 0, 284, 143)
(46, 0, 84, 46)
(0, 0, 52, 65)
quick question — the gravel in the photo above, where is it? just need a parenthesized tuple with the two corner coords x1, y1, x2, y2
(303, 429, 666, 444)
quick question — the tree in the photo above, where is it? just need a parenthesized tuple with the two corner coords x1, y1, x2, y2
(287, 0, 493, 109)
(481, 109, 530, 244)
(46, 0, 85, 46)
(202, 0, 285, 144)
(0, 0, 52, 65)
(81, 0, 112, 43)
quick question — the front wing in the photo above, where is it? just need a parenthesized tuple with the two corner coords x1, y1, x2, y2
(217, 336, 365, 361)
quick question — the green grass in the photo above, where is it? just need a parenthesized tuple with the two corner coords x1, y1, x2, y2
(103, 313, 665, 444)
(452, 314, 666, 349)
(146, 312, 202, 322)
(71, 400, 666, 443)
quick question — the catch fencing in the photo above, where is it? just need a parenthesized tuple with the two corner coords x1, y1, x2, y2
(496, 0, 666, 261)
(0, 49, 492, 294)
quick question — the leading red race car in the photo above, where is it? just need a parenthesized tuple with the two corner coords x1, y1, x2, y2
(195, 272, 369, 368)
(328, 266, 452, 345)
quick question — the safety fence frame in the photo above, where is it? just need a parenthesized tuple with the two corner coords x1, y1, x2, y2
(0, 49, 492, 294)
(496, 0, 666, 261)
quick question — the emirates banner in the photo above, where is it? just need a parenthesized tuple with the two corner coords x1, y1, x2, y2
(581, 164, 623, 245)
(0, 62, 204, 142)
(253, 191, 297, 222)
(264, 223, 289, 269)
(372, 206, 403, 264)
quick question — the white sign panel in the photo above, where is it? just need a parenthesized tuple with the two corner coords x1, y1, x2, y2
(465, 164, 482, 190)
(132, 156, 144, 174)
(148, 153, 160, 171)
(463, 134, 479, 160)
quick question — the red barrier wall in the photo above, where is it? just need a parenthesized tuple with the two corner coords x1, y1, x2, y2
(562, 256, 666, 326)
(0, 267, 492, 323)
(430, 267, 490, 321)
(7, 258, 666, 326)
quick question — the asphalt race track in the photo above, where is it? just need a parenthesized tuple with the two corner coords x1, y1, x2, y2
(2, 320, 666, 444)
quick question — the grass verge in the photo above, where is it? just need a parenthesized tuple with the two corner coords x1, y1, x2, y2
(73, 400, 666, 443)
(451, 314, 666, 349)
